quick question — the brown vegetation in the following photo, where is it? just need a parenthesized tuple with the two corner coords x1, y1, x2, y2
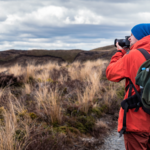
(0, 45, 116, 67)
(0, 58, 125, 150)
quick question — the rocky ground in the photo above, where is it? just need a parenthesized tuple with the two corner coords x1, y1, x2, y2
(78, 113, 125, 150)
(99, 127, 125, 150)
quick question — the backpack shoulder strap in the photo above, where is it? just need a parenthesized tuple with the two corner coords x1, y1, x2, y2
(120, 48, 150, 137)
(126, 48, 150, 93)
(137, 48, 150, 60)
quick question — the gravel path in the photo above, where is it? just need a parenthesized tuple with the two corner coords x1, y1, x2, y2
(99, 127, 125, 150)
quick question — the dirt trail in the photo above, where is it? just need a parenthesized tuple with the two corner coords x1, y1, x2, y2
(99, 127, 125, 150)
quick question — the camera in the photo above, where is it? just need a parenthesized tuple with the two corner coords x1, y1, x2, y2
(114, 36, 130, 48)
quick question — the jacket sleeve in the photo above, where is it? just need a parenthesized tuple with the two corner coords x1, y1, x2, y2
(106, 49, 130, 82)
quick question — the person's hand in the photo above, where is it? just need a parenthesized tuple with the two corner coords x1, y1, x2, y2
(116, 42, 123, 50)
(116, 42, 129, 51)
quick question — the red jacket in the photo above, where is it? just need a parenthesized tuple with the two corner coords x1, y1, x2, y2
(106, 35, 150, 132)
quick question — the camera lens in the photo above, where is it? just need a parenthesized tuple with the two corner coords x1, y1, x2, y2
(114, 39, 118, 47)
(114, 36, 130, 48)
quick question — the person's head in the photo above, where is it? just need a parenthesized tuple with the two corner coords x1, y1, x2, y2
(128, 23, 150, 47)
(128, 33, 138, 47)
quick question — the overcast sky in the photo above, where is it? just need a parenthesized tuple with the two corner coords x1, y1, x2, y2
(0, 0, 150, 51)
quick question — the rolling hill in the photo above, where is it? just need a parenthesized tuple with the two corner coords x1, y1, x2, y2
(0, 45, 116, 67)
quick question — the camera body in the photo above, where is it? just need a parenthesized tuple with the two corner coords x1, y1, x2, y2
(114, 36, 130, 48)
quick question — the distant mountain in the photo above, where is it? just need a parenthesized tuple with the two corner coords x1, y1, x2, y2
(0, 45, 116, 67)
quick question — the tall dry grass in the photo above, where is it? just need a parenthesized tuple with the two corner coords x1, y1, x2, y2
(35, 86, 62, 125)
(8, 64, 23, 76)
(24, 83, 31, 95)
(0, 58, 124, 149)
(44, 62, 60, 71)
(0, 91, 30, 150)
(0, 67, 7, 74)
(77, 71, 102, 114)
(69, 59, 108, 114)
(68, 59, 108, 81)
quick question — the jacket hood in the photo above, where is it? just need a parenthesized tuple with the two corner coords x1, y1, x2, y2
(130, 35, 150, 52)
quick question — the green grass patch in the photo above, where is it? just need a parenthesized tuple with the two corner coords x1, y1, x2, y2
(117, 87, 125, 99)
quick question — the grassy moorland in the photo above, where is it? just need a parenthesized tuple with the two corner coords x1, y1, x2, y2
(0, 45, 116, 67)
(91, 45, 115, 51)
(0, 58, 125, 150)
(0, 49, 83, 62)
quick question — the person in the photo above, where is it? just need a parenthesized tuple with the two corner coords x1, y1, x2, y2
(106, 23, 150, 150)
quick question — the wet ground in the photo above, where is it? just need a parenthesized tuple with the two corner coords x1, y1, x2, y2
(99, 127, 125, 150)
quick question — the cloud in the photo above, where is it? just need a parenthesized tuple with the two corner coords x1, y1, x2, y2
(0, 37, 113, 51)
(138, 12, 150, 22)
(0, 5, 106, 27)
(0, 0, 150, 50)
